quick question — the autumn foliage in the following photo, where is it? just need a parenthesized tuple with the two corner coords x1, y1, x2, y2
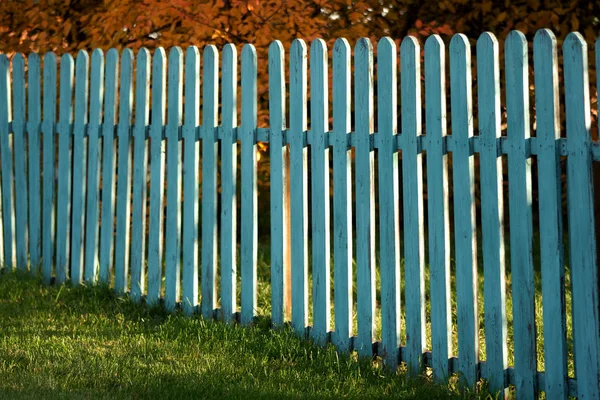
(1, 0, 599, 229)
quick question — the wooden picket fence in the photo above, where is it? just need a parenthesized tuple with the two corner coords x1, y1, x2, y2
(1, 29, 599, 398)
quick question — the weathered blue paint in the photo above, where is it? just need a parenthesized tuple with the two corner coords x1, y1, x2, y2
(182, 46, 199, 315)
(354, 38, 375, 358)
(0, 55, 12, 270)
(377, 37, 400, 369)
(147, 48, 166, 306)
(401, 36, 426, 375)
(240, 44, 258, 326)
(114, 49, 133, 294)
(477, 32, 508, 396)
(310, 38, 331, 346)
(83, 49, 104, 284)
(505, 31, 537, 400)
(130, 48, 150, 302)
(564, 32, 600, 400)
(289, 39, 308, 335)
(27, 53, 42, 274)
(424, 35, 451, 381)
(55, 54, 74, 284)
(332, 38, 353, 353)
(164, 47, 183, 312)
(449, 34, 478, 387)
(268, 40, 287, 327)
(12, 54, 28, 272)
(534, 29, 568, 400)
(99, 49, 119, 285)
(220, 44, 237, 322)
(201, 45, 218, 319)
(70, 51, 90, 286)
(42, 52, 57, 283)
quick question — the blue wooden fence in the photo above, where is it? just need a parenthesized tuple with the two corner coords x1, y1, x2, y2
(0, 30, 599, 398)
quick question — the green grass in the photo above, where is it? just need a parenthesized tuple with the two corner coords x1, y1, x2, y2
(0, 271, 489, 399)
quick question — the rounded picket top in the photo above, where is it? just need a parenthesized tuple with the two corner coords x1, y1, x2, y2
(377, 36, 396, 57)
(355, 37, 373, 54)
(425, 34, 444, 53)
(60, 53, 75, 75)
(449, 33, 470, 55)
(291, 38, 307, 60)
(534, 28, 556, 49)
(91, 48, 104, 69)
(334, 38, 350, 56)
(13, 53, 25, 70)
(269, 40, 284, 59)
(137, 47, 150, 65)
(400, 35, 419, 55)
(506, 30, 528, 53)
(242, 43, 257, 61)
(76, 49, 89, 65)
(477, 32, 498, 53)
(223, 43, 237, 59)
(168, 45, 183, 64)
(203, 44, 218, 63)
(564, 31, 587, 53)
(153, 47, 166, 66)
(106, 48, 119, 63)
(43, 52, 57, 67)
(28, 52, 40, 66)
(185, 45, 199, 61)
(311, 38, 327, 57)
(121, 48, 134, 74)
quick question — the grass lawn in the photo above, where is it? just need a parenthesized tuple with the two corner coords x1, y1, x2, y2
(0, 271, 488, 399)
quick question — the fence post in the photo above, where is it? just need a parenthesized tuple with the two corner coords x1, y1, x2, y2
(27, 53, 41, 274)
(377, 37, 400, 369)
(564, 32, 600, 399)
(477, 32, 508, 396)
(240, 44, 258, 325)
(534, 29, 568, 399)
(220, 44, 238, 322)
(449, 34, 479, 388)
(425, 34, 452, 381)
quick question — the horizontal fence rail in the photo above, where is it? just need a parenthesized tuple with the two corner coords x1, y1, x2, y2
(1, 29, 599, 398)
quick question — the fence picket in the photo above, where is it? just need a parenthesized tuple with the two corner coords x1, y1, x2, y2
(130, 48, 150, 302)
(477, 33, 508, 395)
(377, 37, 400, 369)
(165, 47, 183, 312)
(83, 50, 104, 284)
(505, 31, 536, 399)
(354, 38, 375, 357)
(424, 35, 451, 381)
(332, 38, 352, 353)
(240, 44, 258, 325)
(99, 50, 119, 284)
(269, 40, 287, 327)
(534, 29, 568, 399)
(0, 54, 11, 270)
(220, 44, 237, 322)
(55, 54, 74, 284)
(182, 46, 200, 315)
(27, 53, 41, 273)
(564, 32, 600, 399)
(70, 51, 90, 285)
(401, 36, 426, 374)
(310, 38, 331, 345)
(201, 45, 218, 319)
(42, 52, 57, 283)
(114, 49, 133, 294)
(289, 39, 308, 334)
(12, 54, 28, 272)
(449, 34, 478, 387)
(147, 48, 166, 305)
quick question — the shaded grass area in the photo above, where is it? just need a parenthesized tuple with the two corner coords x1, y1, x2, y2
(0, 271, 488, 399)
